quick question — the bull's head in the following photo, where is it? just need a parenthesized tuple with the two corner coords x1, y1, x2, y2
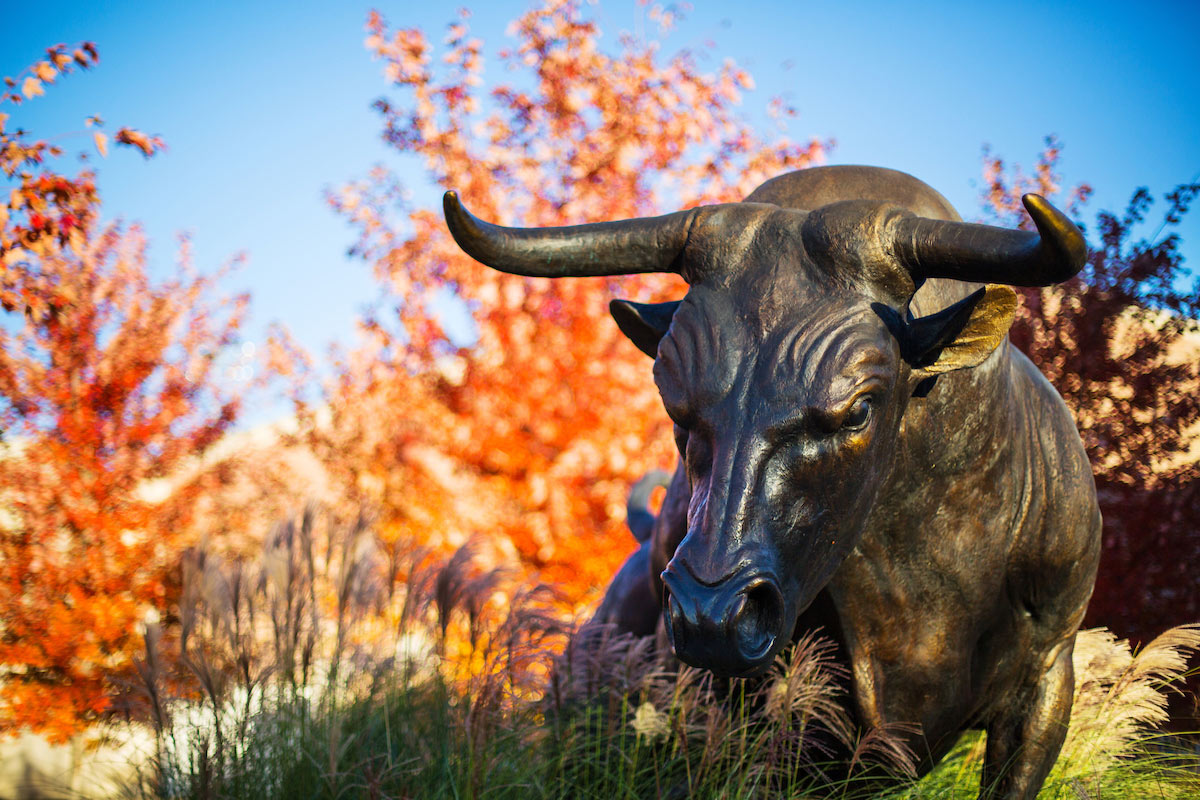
(443, 170, 1085, 678)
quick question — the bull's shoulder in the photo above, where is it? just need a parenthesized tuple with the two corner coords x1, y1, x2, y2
(1006, 346, 1099, 516)
(862, 339, 1098, 612)
(1002, 346, 1102, 622)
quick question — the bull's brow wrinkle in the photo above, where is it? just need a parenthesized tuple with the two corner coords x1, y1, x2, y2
(658, 308, 732, 395)
(790, 321, 856, 385)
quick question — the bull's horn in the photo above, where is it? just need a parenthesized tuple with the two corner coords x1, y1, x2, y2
(443, 191, 698, 278)
(889, 194, 1087, 286)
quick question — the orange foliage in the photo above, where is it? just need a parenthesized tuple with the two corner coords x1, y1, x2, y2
(311, 1, 827, 604)
(1, 44, 163, 322)
(0, 47, 244, 741)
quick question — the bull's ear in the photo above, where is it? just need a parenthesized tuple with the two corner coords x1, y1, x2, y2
(610, 299, 680, 358)
(877, 285, 1017, 375)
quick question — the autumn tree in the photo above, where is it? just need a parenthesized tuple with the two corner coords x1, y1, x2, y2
(310, 0, 826, 601)
(0, 45, 251, 741)
(982, 140, 1200, 645)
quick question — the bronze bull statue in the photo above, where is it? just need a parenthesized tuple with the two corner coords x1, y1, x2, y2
(443, 166, 1101, 799)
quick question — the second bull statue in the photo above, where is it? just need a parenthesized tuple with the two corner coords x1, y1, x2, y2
(443, 166, 1101, 800)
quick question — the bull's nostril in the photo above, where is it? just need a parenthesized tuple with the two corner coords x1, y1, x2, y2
(734, 580, 784, 661)
(662, 566, 786, 676)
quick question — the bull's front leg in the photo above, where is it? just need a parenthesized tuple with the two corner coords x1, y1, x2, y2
(980, 638, 1075, 800)
(581, 470, 676, 637)
(584, 539, 659, 636)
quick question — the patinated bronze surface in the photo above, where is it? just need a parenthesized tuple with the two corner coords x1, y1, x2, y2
(443, 166, 1101, 800)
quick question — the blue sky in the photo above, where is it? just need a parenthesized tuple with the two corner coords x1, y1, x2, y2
(3, 0, 1197, 421)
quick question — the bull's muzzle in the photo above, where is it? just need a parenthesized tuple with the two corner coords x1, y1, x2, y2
(661, 562, 786, 678)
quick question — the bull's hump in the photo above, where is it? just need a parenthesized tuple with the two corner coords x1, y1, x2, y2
(745, 165, 962, 222)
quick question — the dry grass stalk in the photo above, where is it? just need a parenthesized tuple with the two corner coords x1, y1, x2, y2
(548, 623, 918, 792)
(1059, 624, 1200, 777)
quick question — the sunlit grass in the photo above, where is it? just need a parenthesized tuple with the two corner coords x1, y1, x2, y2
(125, 511, 1200, 799)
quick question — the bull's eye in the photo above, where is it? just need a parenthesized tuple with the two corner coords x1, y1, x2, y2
(842, 396, 873, 430)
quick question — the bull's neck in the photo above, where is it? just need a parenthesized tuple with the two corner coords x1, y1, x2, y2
(877, 279, 1025, 541)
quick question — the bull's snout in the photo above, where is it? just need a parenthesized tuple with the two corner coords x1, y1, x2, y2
(661, 563, 786, 678)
